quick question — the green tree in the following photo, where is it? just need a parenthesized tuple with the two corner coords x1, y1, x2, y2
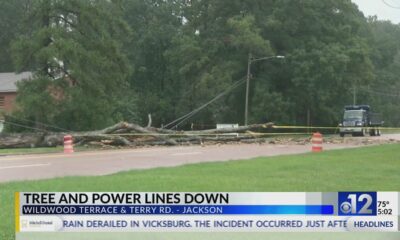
(122, 0, 184, 127)
(0, 0, 29, 72)
(163, 1, 273, 128)
(365, 18, 400, 126)
(6, 0, 397, 131)
(123, 0, 377, 128)
(10, 0, 135, 131)
(249, 0, 374, 126)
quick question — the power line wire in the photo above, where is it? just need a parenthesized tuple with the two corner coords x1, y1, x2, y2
(5, 115, 71, 132)
(164, 77, 245, 129)
(363, 90, 400, 98)
(1, 120, 47, 132)
(164, 77, 246, 129)
(382, 0, 400, 9)
(169, 78, 246, 129)
(358, 86, 400, 98)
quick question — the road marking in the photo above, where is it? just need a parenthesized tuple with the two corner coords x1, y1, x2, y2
(171, 152, 202, 156)
(0, 163, 51, 170)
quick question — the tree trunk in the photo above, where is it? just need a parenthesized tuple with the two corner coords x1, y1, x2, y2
(0, 122, 274, 149)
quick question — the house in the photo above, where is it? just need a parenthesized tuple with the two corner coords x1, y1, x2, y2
(0, 72, 32, 114)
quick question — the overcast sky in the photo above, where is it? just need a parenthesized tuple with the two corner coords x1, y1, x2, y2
(352, 0, 400, 23)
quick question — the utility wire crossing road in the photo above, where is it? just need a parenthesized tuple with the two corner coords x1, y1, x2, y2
(0, 134, 399, 183)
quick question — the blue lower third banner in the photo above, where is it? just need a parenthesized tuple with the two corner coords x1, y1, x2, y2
(21, 205, 334, 215)
(15, 192, 399, 233)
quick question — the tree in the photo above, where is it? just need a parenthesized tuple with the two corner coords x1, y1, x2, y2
(10, 0, 135, 131)
(162, 0, 273, 128)
(0, 0, 29, 72)
(365, 18, 400, 126)
(122, 0, 377, 128)
(122, 0, 185, 127)
(249, 0, 374, 126)
(5, 0, 399, 132)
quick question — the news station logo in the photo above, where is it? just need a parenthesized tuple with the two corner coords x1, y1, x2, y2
(338, 192, 377, 216)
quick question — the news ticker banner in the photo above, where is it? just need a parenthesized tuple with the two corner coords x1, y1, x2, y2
(15, 192, 400, 233)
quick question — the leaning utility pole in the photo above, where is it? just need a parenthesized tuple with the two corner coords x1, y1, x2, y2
(244, 53, 285, 126)
(244, 53, 252, 126)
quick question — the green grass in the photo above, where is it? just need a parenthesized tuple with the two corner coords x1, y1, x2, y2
(0, 147, 64, 155)
(0, 146, 99, 155)
(1, 144, 399, 239)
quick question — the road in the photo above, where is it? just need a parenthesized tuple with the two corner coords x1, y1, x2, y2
(0, 134, 399, 183)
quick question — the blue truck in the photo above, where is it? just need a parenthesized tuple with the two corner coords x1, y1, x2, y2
(339, 105, 383, 137)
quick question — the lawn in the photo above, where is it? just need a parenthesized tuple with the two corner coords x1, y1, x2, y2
(0, 145, 98, 156)
(0, 147, 64, 155)
(1, 144, 399, 239)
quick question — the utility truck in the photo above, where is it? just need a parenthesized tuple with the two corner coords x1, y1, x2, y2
(339, 105, 383, 137)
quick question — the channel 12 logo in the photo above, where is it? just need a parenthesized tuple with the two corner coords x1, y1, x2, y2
(338, 192, 377, 216)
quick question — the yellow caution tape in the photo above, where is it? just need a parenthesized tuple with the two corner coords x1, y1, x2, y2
(110, 132, 311, 137)
(105, 125, 400, 137)
(274, 125, 400, 130)
(273, 125, 339, 130)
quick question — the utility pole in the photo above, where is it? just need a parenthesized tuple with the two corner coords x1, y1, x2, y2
(243, 54, 285, 126)
(244, 53, 252, 126)
(353, 85, 357, 105)
(307, 108, 311, 134)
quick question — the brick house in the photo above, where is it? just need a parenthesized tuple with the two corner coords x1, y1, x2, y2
(0, 72, 32, 114)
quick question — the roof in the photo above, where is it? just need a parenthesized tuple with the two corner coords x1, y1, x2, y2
(0, 72, 32, 93)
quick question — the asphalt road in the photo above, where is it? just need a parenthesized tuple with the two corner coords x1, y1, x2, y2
(0, 134, 399, 183)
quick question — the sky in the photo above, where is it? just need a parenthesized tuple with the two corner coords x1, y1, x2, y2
(352, 0, 400, 24)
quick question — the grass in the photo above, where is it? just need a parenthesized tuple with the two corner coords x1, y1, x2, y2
(0, 147, 64, 155)
(1, 144, 399, 239)
(0, 146, 98, 156)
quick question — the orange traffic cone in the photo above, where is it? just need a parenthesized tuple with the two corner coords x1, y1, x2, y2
(64, 135, 74, 154)
(312, 132, 323, 152)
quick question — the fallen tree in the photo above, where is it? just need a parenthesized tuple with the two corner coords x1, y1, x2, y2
(0, 122, 274, 149)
